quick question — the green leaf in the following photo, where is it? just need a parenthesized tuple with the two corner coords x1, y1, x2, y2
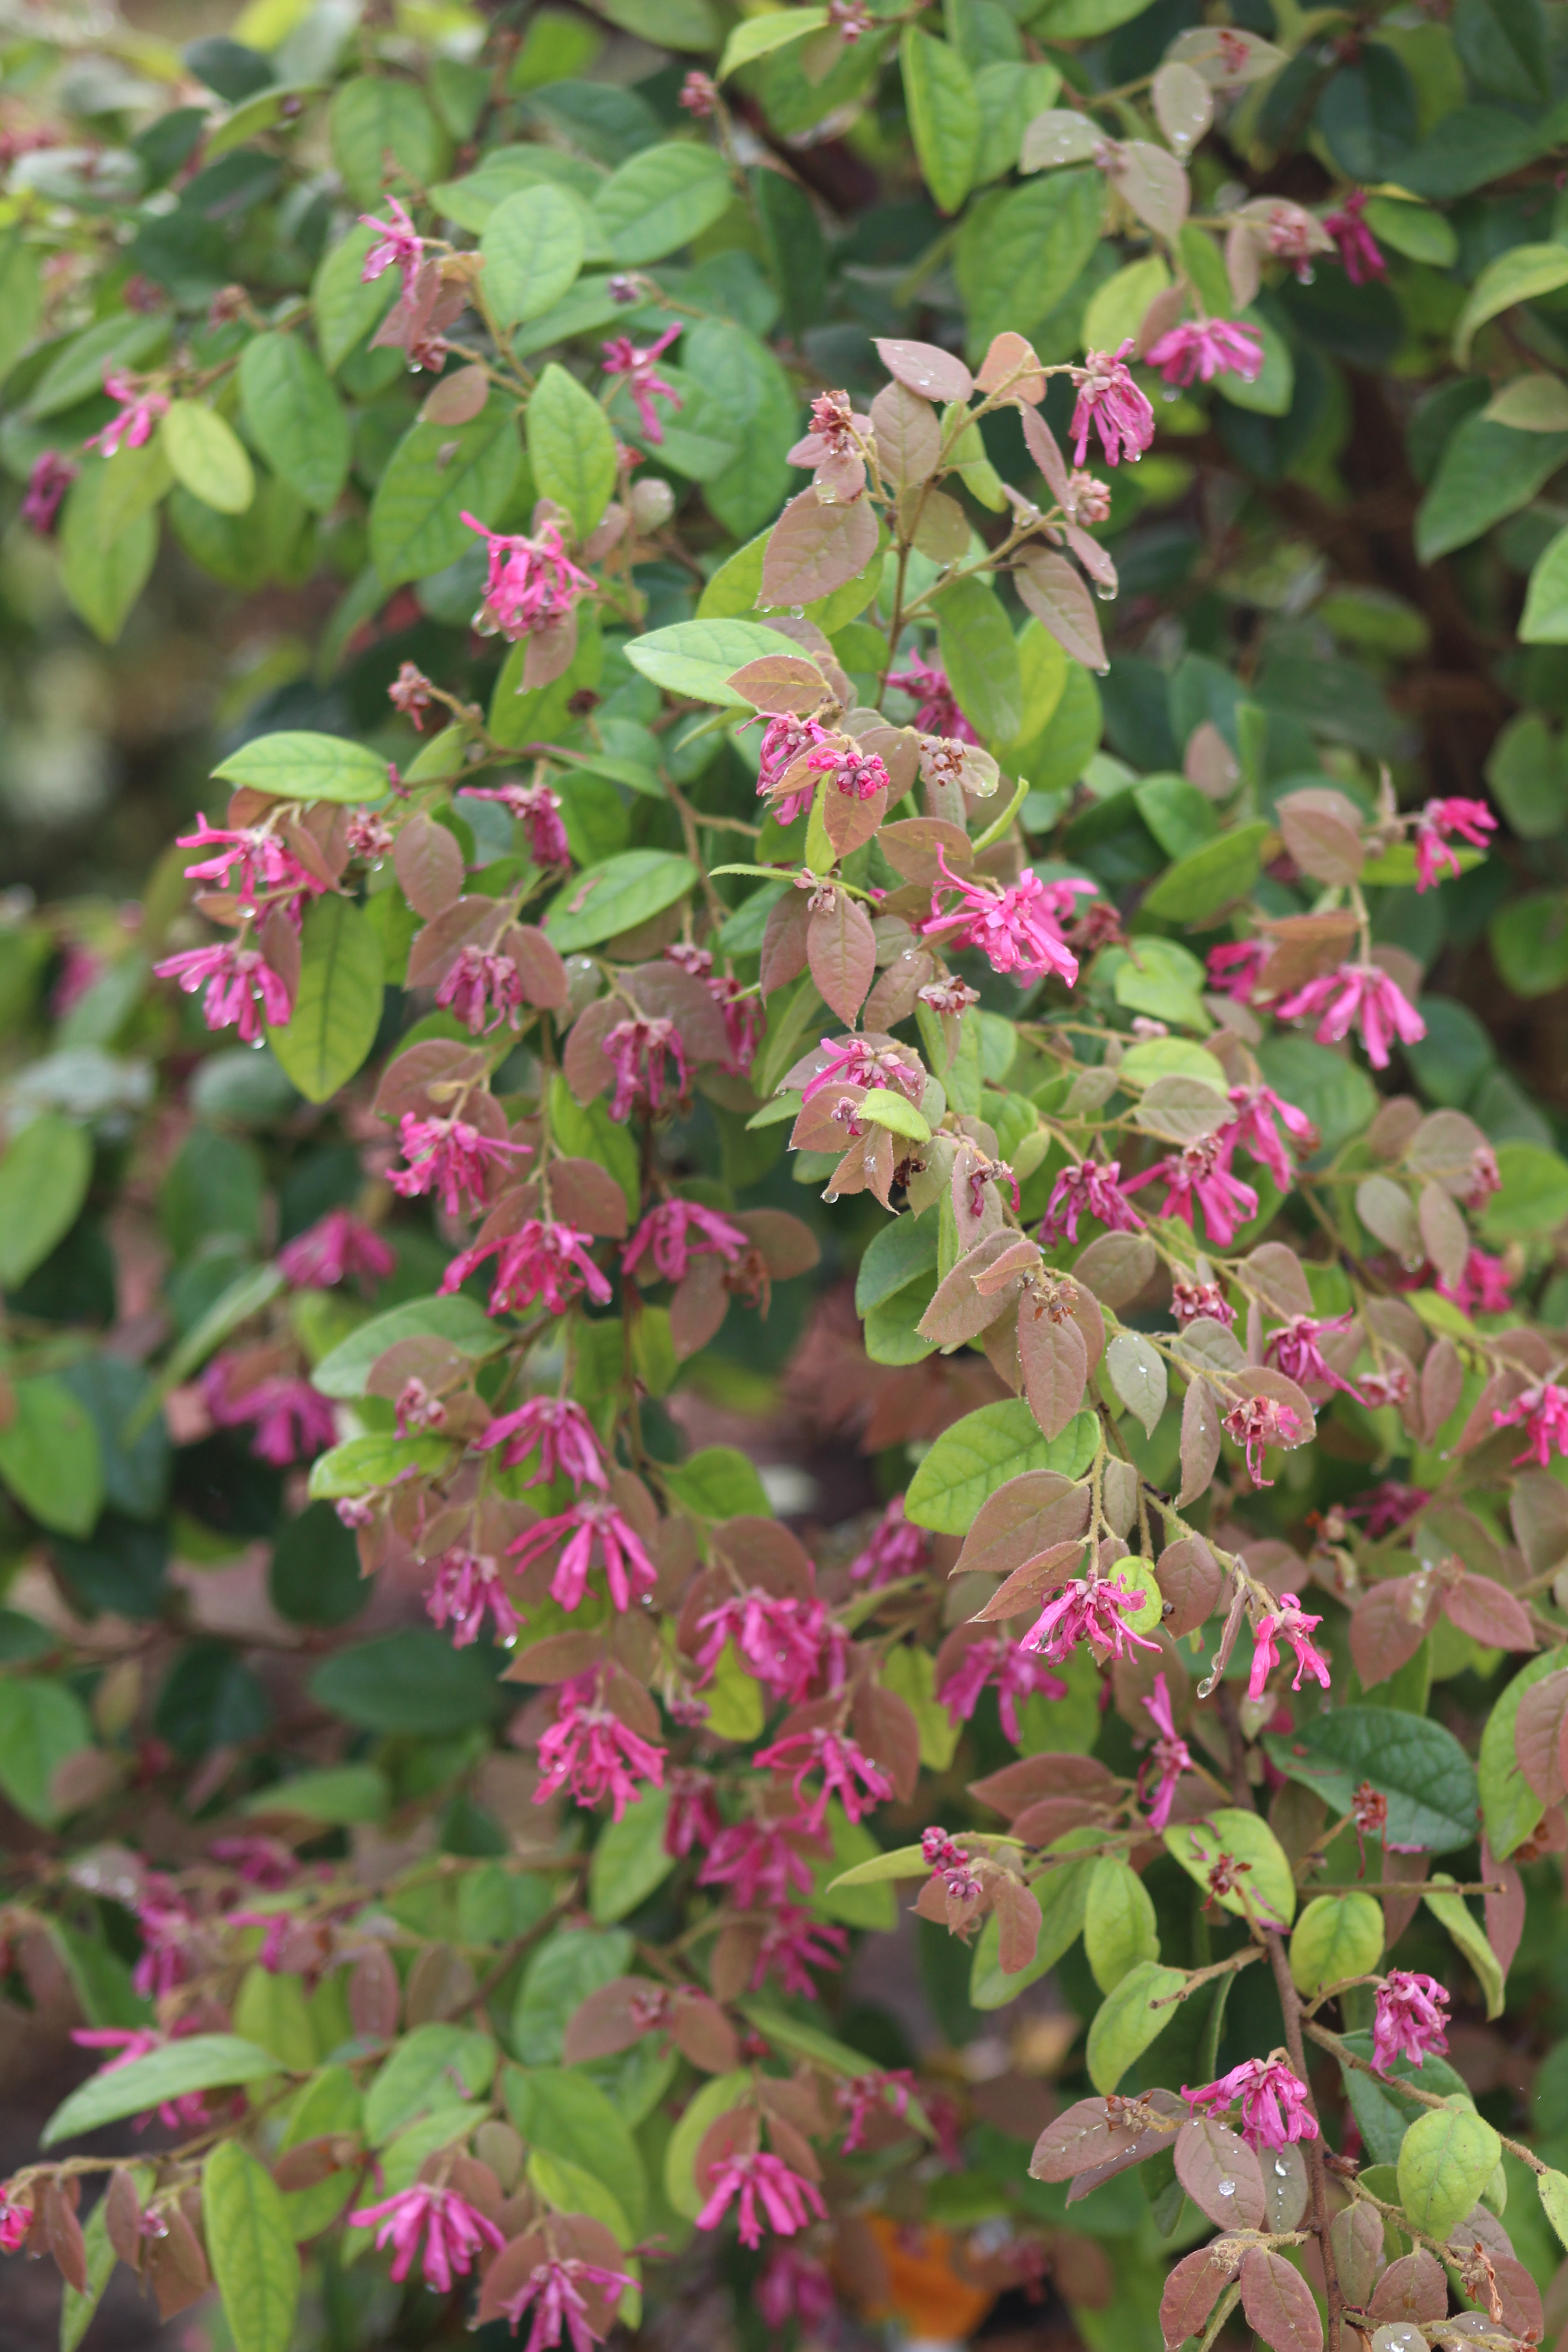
(955, 169, 1103, 359)
(664, 2069, 752, 2217)
(1398, 2105, 1502, 2241)
(1522, 525, 1568, 643)
(1262, 1706, 1478, 1856)
(1140, 823, 1274, 923)
(211, 728, 390, 804)
(370, 399, 521, 588)
(810, 1803, 897, 1929)
(310, 1629, 507, 1735)
(1338, 2031, 1475, 2166)
(0, 1676, 93, 1826)
(720, 7, 827, 74)
(738, 2003, 875, 2077)
(307, 1431, 456, 1499)
(1480, 1141, 1568, 1240)
(42, 2035, 281, 2146)
(26, 314, 168, 419)
(279, 2068, 364, 2240)
(526, 2150, 637, 2256)
(1490, 892, 1568, 997)
(1164, 1808, 1297, 1927)
(593, 142, 732, 265)
(971, 1853, 1094, 2007)
(1085, 1959, 1186, 2093)
(901, 27, 981, 215)
(482, 185, 586, 324)
(1424, 1875, 1505, 2019)
(1084, 1857, 1160, 1992)
(238, 332, 351, 514)
(662, 1446, 773, 1519)
(1215, 309, 1294, 417)
(701, 1639, 764, 1741)
(267, 895, 383, 1105)
(589, 1785, 675, 1923)
(906, 1402, 1095, 1534)
(233, 1963, 317, 2072)
(161, 401, 255, 514)
(59, 462, 157, 646)
(1111, 936, 1210, 1032)
(1288, 1893, 1383, 1997)
(827, 1843, 933, 1888)
(242, 1765, 390, 1824)
(1364, 196, 1456, 266)
(311, 1294, 506, 1398)
(1453, 241, 1568, 364)
(626, 615, 801, 703)
(506, 2068, 646, 2230)
(0, 1376, 104, 1537)
(1415, 415, 1568, 561)
(329, 74, 446, 207)
(1083, 259, 1171, 362)
(936, 576, 1023, 741)
(543, 849, 696, 951)
(363, 2022, 497, 2143)
(1481, 1646, 1567, 1857)
(526, 360, 617, 537)
(0, 1113, 92, 1285)
(312, 222, 396, 372)
(1539, 2166, 1568, 2253)
(0, 232, 42, 392)
(513, 1926, 634, 2064)
(1257, 1036, 1377, 1154)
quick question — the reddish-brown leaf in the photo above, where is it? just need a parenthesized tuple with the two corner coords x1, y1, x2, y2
(1174, 2115, 1265, 2229)
(760, 891, 809, 996)
(807, 890, 877, 1024)
(726, 653, 830, 714)
(1239, 2248, 1324, 2352)
(1014, 546, 1106, 671)
(953, 1472, 1092, 1579)
(976, 330, 1045, 403)
(394, 811, 465, 917)
(1017, 1298, 1088, 1440)
(919, 1231, 1027, 1348)
(1511, 1472, 1568, 1574)
(1245, 1242, 1313, 1318)
(870, 378, 941, 485)
(671, 1993, 741, 2075)
(1421, 1335, 1465, 1445)
(761, 487, 879, 607)
(347, 1943, 400, 2039)
(1482, 1838, 1527, 1979)
(1368, 2251, 1447, 2324)
(1329, 2202, 1386, 2307)
(1350, 1578, 1436, 1689)
(1029, 2096, 1163, 2184)
(877, 816, 973, 884)
(44, 2183, 88, 2293)
(1161, 2244, 1241, 2351)
(1018, 401, 1070, 501)
(969, 1536, 1087, 1623)
(1072, 1231, 1157, 1307)
(1265, 2140, 1309, 2233)
(823, 779, 887, 859)
(543, 1156, 627, 1238)
(1277, 787, 1366, 886)
(991, 1871, 1044, 1974)
(1155, 1537, 1223, 1637)
(562, 995, 620, 1104)
(1419, 1178, 1471, 1288)
(105, 2167, 144, 2266)
(506, 923, 570, 1010)
(853, 1681, 921, 1803)
(1515, 1666, 1568, 1803)
(874, 336, 973, 403)
(1177, 1374, 1222, 1507)
(970, 1752, 1116, 1821)
(1443, 1571, 1536, 1652)
(147, 2209, 209, 2320)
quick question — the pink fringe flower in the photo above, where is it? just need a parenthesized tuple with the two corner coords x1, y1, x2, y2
(1145, 318, 1264, 388)
(695, 1590, 844, 1705)
(755, 713, 828, 825)
(389, 1112, 529, 1220)
(0, 2190, 32, 2253)
(178, 813, 323, 909)
(1126, 1134, 1258, 1246)
(802, 1034, 924, 1107)
(1139, 1672, 1194, 1833)
(807, 738, 889, 801)
(153, 940, 293, 1043)
(536, 1673, 666, 1820)
(441, 1220, 611, 1317)
(601, 325, 681, 443)
(1224, 1084, 1318, 1189)
(1437, 1249, 1512, 1317)
(463, 778, 571, 866)
(695, 2150, 827, 2249)
(1494, 1380, 1568, 1468)
(1069, 341, 1155, 467)
(436, 946, 527, 1037)
(1206, 939, 1272, 1001)
(278, 1210, 394, 1290)
(921, 851, 1095, 984)
(603, 1013, 688, 1121)
(1266, 1313, 1361, 1397)
(1372, 1970, 1450, 2073)
(1185, 2058, 1318, 2152)
(622, 1199, 748, 1284)
(663, 1767, 722, 1857)
(1248, 1592, 1331, 1698)
(757, 2248, 837, 2329)
(476, 1396, 607, 1488)
(22, 449, 75, 534)
(750, 1906, 848, 1999)
(88, 371, 169, 456)
(1413, 796, 1495, 892)
(426, 1549, 519, 1647)
(1224, 1393, 1311, 1487)
(490, 2254, 635, 2352)
(203, 1360, 336, 1466)
(886, 656, 976, 743)
(462, 512, 594, 640)
(510, 1499, 658, 1613)
(1323, 189, 1385, 284)
(753, 1725, 895, 1827)
(698, 1817, 825, 1906)
(706, 971, 763, 1075)
(388, 661, 434, 728)
(1347, 1481, 1429, 1539)
(938, 1631, 1066, 1743)
(1022, 1575, 1160, 1665)
(679, 69, 718, 115)
(837, 2070, 917, 2154)
(348, 2181, 505, 2292)
(1039, 1157, 1144, 1247)
(359, 194, 423, 292)
(849, 1495, 930, 1588)
(1272, 960, 1426, 1070)
(1171, 1277, 1235, 1329)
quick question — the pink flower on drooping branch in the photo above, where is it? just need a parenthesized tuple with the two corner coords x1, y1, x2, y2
(698, 1816, 825, 1906)
(477, 1396, 607, 1488)
(1272, 960, 1426, 1069)
(425, 1549, 519, 1646)
(88, 370, 169, 456)
(442, 1220, 612, 1318)
(1139, 1673, 1194, 1833)
(1039, 1157, 1144, 1247)
(1412, 796, 1495, 892)
(622, 1199, 748, 1284)
(348, 2181, 505, 2292)
(695, 1589, 845, 1705)
(706, 971, 762, 1075)
(436, 946, 528, 1037)
(1171, 1277, 1235, 1329)
(753, 1723, 895, 1826)
(1125, 1134, 1258, 1247)
(1206, 938, 1272, 1000)
(1185, 2058, 1318, 2151)
(1022, 1575, 1160, 1665)
(802, 1034, 924, 1107)
(177, 812, 323, 910)
(1145, 319, 1265, 387)
(1068, 341, 1156, 467)
(1224, 1084, 1318, 1189)
(921, 852, 1095, 984)
(1223, 1394, 1311, 1486)
(21, 449, 75, 534)
(1248, 1592, 1331, 1698)
(750, 1906, 848, 1999)
(1323, 189, 1385, 284)
(462, 512, 594, 641)
(490, 2253, 637, 2352)
(535, 1672, 666, 1820)
(886, 656, 976, 744)
(153, 941, 294, 1043)
(510, 1499, 658, 1614)
(1494, 1381, 1568, 1468)
(695, 2150, 826, 2249)
(463, 778, 571, 866)
(1437, 1249, 1512, 1317)
(755, 712, 829, 825)
(848, 1495, 930, 1588)
(938, 1631, 1065, 1743)
(0, 2189, 32, 2253)
(1265, 1313, 1361, 1396)
(1372, 1970, 1450, 2073)
(359, 194, 423, 293)
(663, 1767, 721, 1857)
(278, 1210, 394, 1290)
(601, 325, 681, 444)
(203, 1359, 336, 1466)
(603, 1012, 688, 1121)
(390, 1112, 529, 1220)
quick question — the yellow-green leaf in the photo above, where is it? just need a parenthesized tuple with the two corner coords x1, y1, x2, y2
(161, 402, 255, 514)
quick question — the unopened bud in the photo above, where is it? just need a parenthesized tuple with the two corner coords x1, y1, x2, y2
(629, 475, 676, 531)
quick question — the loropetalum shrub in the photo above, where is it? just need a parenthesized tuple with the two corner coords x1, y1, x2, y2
(13, 6, 1568, 2352)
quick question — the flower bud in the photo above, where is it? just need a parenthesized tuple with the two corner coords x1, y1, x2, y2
(629, 475, 676, 531)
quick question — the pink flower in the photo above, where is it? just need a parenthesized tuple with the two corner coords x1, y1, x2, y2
(706, 971, 763, 1075)
(87, 370, 170, 456)
(695, 2150, 827, 2249)
(510, 1499, 658, 1613)
(921, 850, 1095, 984)
(1347, 1481, 1429, 1539)
(1206, 939, 1272, 1001)
(750, 1906, 848, 1999)
(153, 940, 293, 1042)
(757, 2248, 837, 2329)
(807, 737, 889, 801)
(886, 657, 976, 743)
(696, 1590, 845, 1706)
(1372, 1970, 1450, 2073)
(1323, 189, 1385, 284)
(21, 449, 75, 534)
(210, 1833, 297, 1888)
(1437, 1249, 1512, 1317)
(1146, 318, 1265, 388)
(698, 1817, 825, 1906)
(349, 2181, 505, 2292)
(921, 1827, 983, 1912)
(1360, 1367, 1411, 1410)
(441, 1220, 611, 1317)
(359, 195, 423, 291)
(849, 1495, 930, 1588)
(602, 325, 681, 443)
(622, 1199, 748, 1284)
(802, 1034, 925, 1107)
(426, 1549, 519, 1647)
(128, 1874, 195, 1999)
(679, 69, 718, 115)
(490, 2253, 635, 2352)
(389, 1112, 529, 1219)
(347, 808, 395, 860)
(1185, 2058, 1318, 2152)
(1171, 1278, 1235, 1329)
(1224, 1084, 1318, 1190)
(203, 1359, 336, 1466)
(1494, 1381, 1568, 1468)
(755, 713, 829, 824)
(1067, 469, 1112, 525)
(1224, 1393, 1311, 1486)
(536, 1672, 666, 1820)
(1248, 1592, 1331, 1699)
(1140, 1673, 1193, 1833)
(1069, 341, 1156, 467)
(463, 778, 571, 865)
(436, 946, 528, 1037)
(938, 1631, 1066, 1744)
(279, 1210, 395, 1290)
(0, 2189, 32, 2253)
(177, 813, 323, 909)
(603, 1014, 688, 1121)
(388, 661, 434, 728)
(476, 1396, 607, 1488)
(1266, 1313, 1360, 1396)
(1272, 960, 1426, 1069)
(1022, 1575, 1160, 1665)
(462, 512, 594, 640)
(1039, 1157, 1145, 1247)
(753, 1724, 895, 1827)
(1413, 797, 1495, 891)
(1126, 1134, 1258, 1245)
(663, 1767, 721, 1857)
(837, 2070, 916, 2154)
